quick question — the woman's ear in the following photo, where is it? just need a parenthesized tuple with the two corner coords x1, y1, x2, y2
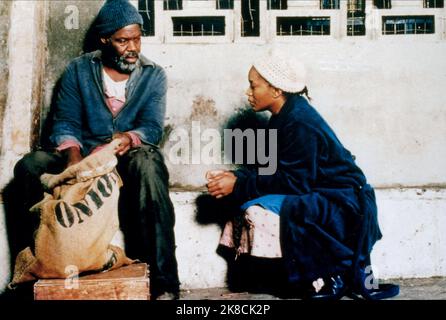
(100, 37, 109, 45)
(272, 87, 283, 99)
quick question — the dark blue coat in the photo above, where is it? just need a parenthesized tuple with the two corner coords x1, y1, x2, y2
(233, 95, 382, 284)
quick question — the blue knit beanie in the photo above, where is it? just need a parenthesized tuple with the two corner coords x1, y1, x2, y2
(96, 0, 143, 37)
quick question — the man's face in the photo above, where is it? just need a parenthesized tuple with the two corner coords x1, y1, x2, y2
(102, 24, 142, 73)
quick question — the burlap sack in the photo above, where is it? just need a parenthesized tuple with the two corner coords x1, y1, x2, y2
(10, 139, 134, 286)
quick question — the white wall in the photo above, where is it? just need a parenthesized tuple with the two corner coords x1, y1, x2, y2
(2, 188, 446, 292)
(0, 205, 10, 293)
(143, 40, 446, 188)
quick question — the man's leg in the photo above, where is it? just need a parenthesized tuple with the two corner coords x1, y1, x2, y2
(11, 151, 65, 255)
(117, 146, 180, 299)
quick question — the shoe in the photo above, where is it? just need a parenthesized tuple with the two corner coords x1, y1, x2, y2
(305, 275, 348, 300)
(155, 291, 179, 300)
(349, 283, 400, 300)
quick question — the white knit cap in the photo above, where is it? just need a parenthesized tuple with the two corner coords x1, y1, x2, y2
(253, 52, 307, 93)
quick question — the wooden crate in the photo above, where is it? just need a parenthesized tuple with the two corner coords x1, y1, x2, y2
(34, 263, 150, 300)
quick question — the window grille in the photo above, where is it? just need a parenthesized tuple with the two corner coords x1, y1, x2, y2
(241, 0, 260, 37)
(138, 0, 155, 36)
(137, 0, 442, 40)
(347, 0, 366, 36)
(373, 0, 391, 9)
(268, 0, 287, 10)
(277, 17, 331, 36)
(164, 0, 183, 10)
(172, 16, 226, 36)
(216, 0, 234, 9)
(383, 16, 435, 34)
(320, 0, 340, 10)
(347, 0, 365, 12)
(424, 0, 444, 8)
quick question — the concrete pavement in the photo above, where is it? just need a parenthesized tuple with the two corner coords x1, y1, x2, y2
(179, 277, 446, 300)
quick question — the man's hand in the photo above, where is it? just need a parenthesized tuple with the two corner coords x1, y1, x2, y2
(206, 170, 237, 199)
(65, 146, 83, 168)
(112, 132, 132, 156)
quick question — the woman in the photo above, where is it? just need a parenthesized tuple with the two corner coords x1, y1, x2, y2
(206, 52, 399, 300)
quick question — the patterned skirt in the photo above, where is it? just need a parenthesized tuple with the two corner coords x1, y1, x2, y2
(219, 195, 286, 258)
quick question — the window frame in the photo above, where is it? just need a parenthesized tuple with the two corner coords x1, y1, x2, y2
(382, 15, 435, 35)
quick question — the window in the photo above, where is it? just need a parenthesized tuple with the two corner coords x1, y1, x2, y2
(347, 0, 365, 12)
(347, 14, 366, 36)
(320, 0, 340, 9)
(268, 0, 287, 10)
(137, 0, 442, 41)
(347, 0, 366, 36)
(383, 16, 435, 34)
(138, 0, 155, 36)
(216, 0, 234, 9)
(277, 17, 331, 36)
(172, 16, 226, 36)
(373, 0, 391, 9)
(241, 0, 260, 37)
(164, 0, 182, 10)
(424, 0, 444, 8)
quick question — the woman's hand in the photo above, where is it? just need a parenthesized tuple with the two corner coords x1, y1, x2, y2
(206, 170, 237, 199)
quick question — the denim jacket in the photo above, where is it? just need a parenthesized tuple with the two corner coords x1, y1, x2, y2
(50, 50, 167, 155)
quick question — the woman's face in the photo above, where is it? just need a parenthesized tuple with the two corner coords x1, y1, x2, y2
(246, 67, 276, 112)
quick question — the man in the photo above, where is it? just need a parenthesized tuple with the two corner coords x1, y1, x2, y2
(13, 0, 180, 300)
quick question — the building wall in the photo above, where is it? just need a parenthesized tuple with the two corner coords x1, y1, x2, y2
(42, 0, 104, 132)
(138, 0, 446, 188)
(0, 0, 12, 294)
(0, 1, 11, 159)
(0, 0, 445, 293)
(154, 40, 446, 189)
(0, 0, 48, 293)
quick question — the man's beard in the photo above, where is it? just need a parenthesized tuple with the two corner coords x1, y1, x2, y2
(104, 49, 139, 74)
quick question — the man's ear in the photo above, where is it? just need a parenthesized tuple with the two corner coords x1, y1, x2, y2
(100, 37, 109, 45)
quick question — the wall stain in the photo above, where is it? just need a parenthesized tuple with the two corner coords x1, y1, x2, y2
(189, 95, 218, 122)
